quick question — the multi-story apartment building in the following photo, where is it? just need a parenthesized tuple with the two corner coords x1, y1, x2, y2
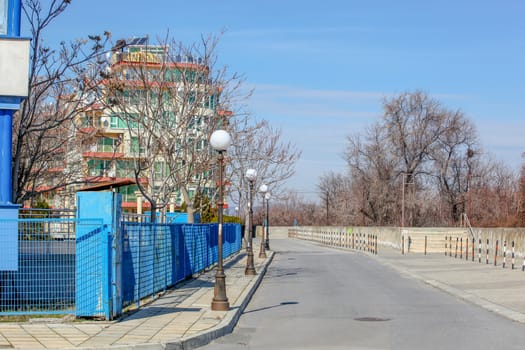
(51, 37, 228, 213)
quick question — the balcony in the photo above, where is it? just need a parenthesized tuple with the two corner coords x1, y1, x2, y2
(82, 151, 125, 159)
(82, 143, 124, 159)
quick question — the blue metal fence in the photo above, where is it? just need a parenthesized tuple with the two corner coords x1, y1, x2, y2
(0, 212, 242, 317)
(0, 218, 80, 315)
(121, 222, 172, 306)
(120, 222, 242, 309)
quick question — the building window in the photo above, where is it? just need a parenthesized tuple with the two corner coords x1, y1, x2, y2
(97, 137, 119, 153)
(154, 162, 165, 181)
(110, 115, 125, 128)
(205, 94, 217, 109)
(87, 159, 112, 176)
(130, 137, 145, 154)
(116, 160, 135, 178)
(117, 185, 139, 202)
(110, 114, 139, 129)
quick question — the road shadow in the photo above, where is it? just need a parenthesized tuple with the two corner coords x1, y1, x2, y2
(242, 301, 299, 315)
(265, 266, 303, 278)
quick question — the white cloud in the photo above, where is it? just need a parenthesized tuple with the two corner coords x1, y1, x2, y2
(246, 83, 384, 122)
(240, 83, 378, 197)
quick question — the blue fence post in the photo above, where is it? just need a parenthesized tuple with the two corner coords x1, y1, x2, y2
(0, 0, 31, 273)
(0, 206, 18, 271)
(76, 192, 122, 320)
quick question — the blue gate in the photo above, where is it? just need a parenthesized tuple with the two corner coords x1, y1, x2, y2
(75, 220, 110, 318)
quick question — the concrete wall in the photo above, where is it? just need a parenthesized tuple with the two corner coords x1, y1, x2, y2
(286, 226, 401, 248)
(255, 226, 291, 239)
(286, 226, 525, 256)
(472, 228, 525, 257)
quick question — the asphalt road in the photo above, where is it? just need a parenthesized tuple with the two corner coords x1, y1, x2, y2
(200, 238, 525, 349)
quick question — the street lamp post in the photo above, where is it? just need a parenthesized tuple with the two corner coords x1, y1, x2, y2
(210, 130, 231, 311)
(258, 184, 268, 259)
(264, 192, 271, 250)
(245, 168, 257, 275)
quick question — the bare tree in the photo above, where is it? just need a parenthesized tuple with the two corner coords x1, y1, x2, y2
(342, 91, 489, 227)
(344, 124, 398, 226)
(430, 112, 479, 224)
(382, 91, 460, 225)
(266, 191, 321, 226)
(228, 116, 301, 223)
(102, 33, 244, 221)
(518, 153, 525, 226)
(467, 157, 517, 227)
(13, 0, 110, 205)
(317, 172, 352, 225)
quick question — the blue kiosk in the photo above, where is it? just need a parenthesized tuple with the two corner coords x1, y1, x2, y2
(0, 0, 30, 271)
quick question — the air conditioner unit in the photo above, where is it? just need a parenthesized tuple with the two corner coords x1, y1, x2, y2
(100, 117, 109, 128)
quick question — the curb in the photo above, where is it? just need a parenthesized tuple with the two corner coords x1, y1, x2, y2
(370, 253, 525, 324)
(168, 251, 275, 350)
(422, 278, 525, 324)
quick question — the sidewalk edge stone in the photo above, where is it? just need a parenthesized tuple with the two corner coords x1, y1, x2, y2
(167, 251, 275, 350)
(372, 252, 525, 324)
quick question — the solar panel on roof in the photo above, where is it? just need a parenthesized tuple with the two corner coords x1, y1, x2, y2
(129, 37, 148, 46)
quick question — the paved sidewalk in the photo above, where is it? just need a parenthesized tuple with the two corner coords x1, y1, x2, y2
(371, 245, 525, 323)
(0, 242, 273, 350)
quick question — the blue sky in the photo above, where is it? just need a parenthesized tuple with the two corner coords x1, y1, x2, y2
(32, 0, 524, 201)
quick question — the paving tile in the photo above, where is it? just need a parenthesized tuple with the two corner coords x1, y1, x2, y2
(8, 341, 43, 349)
(0, 250, 270, 349)
(71, 326, 105, 338)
